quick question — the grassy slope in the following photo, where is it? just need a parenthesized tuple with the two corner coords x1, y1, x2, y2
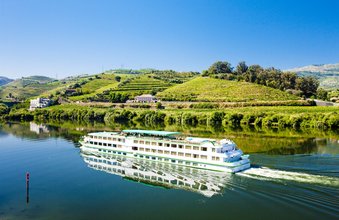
(0, 76, 59, 99)
(68, 73, 134, 101)
(157, 77, 299, 102)
(110, 74, 172, 94)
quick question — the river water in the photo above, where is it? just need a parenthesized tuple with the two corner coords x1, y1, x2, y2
(0, 122, 338, 220)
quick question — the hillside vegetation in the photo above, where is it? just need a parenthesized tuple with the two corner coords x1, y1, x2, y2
(157, 77, 299, 102)
(287, 63, 339, 89)
(0, 76, 59, 100)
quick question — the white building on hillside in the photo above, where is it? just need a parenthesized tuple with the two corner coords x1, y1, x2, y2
(29, 97, 51, 110)
(128, 94, 158, 103)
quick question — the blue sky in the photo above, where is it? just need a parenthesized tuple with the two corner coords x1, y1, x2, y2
(0, 0, 338, 79)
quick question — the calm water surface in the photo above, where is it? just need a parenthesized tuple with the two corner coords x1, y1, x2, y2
(0, 122, 338, 220)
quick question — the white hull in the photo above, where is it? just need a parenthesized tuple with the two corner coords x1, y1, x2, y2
(80, 144, 250, 173)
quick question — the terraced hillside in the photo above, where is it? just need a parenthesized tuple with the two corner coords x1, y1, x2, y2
(67, 73, 132, 101)
(110, 75, 172, 95)
(157, 77, 300, 102)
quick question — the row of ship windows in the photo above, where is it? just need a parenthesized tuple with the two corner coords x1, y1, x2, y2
(132, 147, 217, 160)
(88, 136, 215, 152)
(133, 140, 212, 152)
(89, 141, 123, 148)
(96, 148, 221, 161)
(89, 136, 125, 142)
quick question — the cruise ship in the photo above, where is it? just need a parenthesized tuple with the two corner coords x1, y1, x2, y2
(80, 151, 233, 197)
(80, 130, 250, 173)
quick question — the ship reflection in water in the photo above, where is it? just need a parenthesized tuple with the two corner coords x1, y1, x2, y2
(80, 151, 232, 197)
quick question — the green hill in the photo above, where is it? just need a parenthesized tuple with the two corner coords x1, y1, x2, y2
(0, 76, 59, 100)
(157, 77, 300, 102)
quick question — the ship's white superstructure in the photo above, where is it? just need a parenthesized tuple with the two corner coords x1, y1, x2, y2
(80, 130, 250, 173)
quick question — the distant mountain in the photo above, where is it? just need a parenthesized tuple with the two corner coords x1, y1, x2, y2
(286, 63, 339, 89)
(0, 75, 58, 100)
(0, 76, 13, 86)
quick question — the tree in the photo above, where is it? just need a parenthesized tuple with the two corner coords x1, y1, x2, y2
(207, 61, 233, 74)
(296, 76, 319, 97)
(281, 72, 297, 90)
(244, 65, 263, 83)
(316, 88, 328, 101)
(235, 61, 248, 75)
(115, 75, 121, 82)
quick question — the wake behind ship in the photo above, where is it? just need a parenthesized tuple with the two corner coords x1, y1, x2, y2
(80, 130, 250, 173)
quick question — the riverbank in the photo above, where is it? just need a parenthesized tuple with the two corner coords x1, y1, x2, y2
(1, 104, 338, 131)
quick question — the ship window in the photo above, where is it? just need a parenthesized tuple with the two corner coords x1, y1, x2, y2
(123, 153, 126, 155)
(185, 145, 192, 150)
(99, 149, 102, 152)
(185, 153, 192, 158)
(171, 160, 176, 163)
(185, 162, 191, 165)
(152, 149, 156, 153)
(132, 147, 138, 150)
(103, 143, 107, 146)
(139, 141, 144, 144)
(140, 148, 144, 151)
(178, 160, 183, 164)
(113, 138, 117, 141)
(146, 148, 150, 152)
(152, 142, 157, 146)
(146, 156, 150, 159)
(103, 137, 107, 140)
(193, 163, 198, 166)
(107, 137, 112, 141)
(212, 148, 216, 152)
(134, 140, 138, 144)
(171, 144, 177, 148)
(166, 143, 170, 147)
(193, 154, 199, 158)
(152, 157, 156, 160)
(140, 155, 144, 158)
(193, 146, 199, 151)
(164, 151, 170, 155)
(201, 147, 207, 151)
(90, 141, 93, 144)
(99, 142, 102, 146)
(158, 158, 162, 161)
(158, 150, 163, 154)
(215, 157, 220, 161)
(178, 152, 184, 156)
(201, 155, 207, 160)
(178, 145, 183, 149)
(171, 152, 176, 156)
(113, 144, 116, 148)
(145, 141, 150, 145)
(164, 159, 169, 162)
(158, 142, 163, 146)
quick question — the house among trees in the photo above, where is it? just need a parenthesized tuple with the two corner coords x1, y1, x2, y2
(29, 97, 51, 110)
(128, 94, 158, 103)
